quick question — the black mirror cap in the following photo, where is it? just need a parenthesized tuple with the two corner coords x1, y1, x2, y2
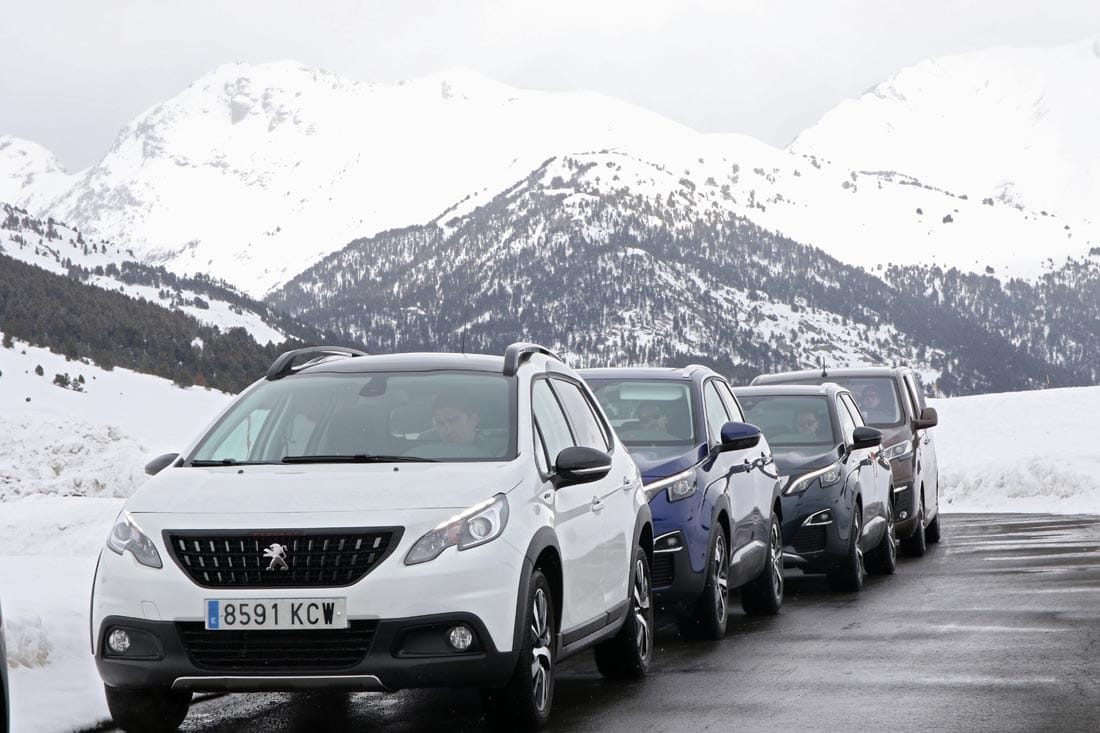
(555, 446, 613, 486)
(145, 453, 180, 476)
(852, 426, 882, 450)
(914, 406, 939, 430)
(718, 421, 762, 453)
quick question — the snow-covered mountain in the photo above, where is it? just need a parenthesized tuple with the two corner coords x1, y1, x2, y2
(791, 35, 1100, 231)
(4, 60, 1095, 297)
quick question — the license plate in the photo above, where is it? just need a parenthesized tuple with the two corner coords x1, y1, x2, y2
(204, 598, 347, 630)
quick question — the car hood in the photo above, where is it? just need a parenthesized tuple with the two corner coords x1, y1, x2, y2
(772, 446, 840, 478)
(629, 445, 707, 484)
(125, 462, 527, 514)
(873, 425, 911, 448)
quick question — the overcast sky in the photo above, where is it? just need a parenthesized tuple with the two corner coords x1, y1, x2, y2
(2, 0, 1099, 171)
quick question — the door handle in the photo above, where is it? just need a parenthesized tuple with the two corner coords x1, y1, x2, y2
(591, 497, 606, 512)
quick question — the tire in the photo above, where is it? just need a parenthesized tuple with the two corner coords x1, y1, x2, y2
(678, 528, 729, 640)
(741, 513, 784, 616)
(901, 493, 928, 557)
(866, 501, 897, 575)
(484, 569, 556, 729)
(925, 512, 942, 544)
(827, 505, 865, 592)
(104, 685, 190, 733)
(594, 549, 653, 679)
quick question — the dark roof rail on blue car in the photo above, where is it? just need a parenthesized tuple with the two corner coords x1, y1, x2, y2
(266, 346, 370, 381)
(503, 342, 562, 376)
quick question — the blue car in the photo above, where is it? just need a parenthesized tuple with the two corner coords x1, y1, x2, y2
(581, 367, 784, 639)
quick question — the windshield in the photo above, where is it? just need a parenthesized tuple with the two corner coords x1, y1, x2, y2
(829, 377, 903, 427)
(189, 371, 516, 464)
(737, 395, 838, 448)
(586, 379, 696, 461)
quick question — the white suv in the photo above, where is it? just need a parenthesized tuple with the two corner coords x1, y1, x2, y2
(91, 343, 654, 730)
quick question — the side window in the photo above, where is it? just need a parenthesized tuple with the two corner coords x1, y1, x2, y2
(702, 381, 731, 443)
(532, 422, 550, 475)
(552, 378, 611, 451)
(532, 379, 575, 465)
(904, 373, 927, 412)
(835, 397, 856, 444)
(715, 381, 745, 422)
(840, 394, 865, 428)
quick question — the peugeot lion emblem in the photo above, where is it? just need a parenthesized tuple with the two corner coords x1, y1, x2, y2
(263, 542, 289, 571)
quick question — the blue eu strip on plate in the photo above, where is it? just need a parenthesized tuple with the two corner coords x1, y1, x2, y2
(207, 600, 219, 629)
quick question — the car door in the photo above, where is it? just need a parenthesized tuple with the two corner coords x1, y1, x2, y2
(550, 376, 632, 610)
(717, 380, 775, 536)
(701, 379, 761, 583)
(837, 394, 885, 548)
(531, 378, 607, 631)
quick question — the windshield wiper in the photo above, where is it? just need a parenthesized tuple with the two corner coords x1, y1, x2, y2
(190, 459, 274, 467)
(280, 454, 437, 464)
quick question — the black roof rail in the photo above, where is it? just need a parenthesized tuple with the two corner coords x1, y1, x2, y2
(503, 342, 562, 376)
(266, 346, 369, 381)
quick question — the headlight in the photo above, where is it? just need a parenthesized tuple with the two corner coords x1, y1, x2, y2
(405, 494, 510, 565)
(784, 462, 842, 496)
(882, 441, 913, 462)
(643, 468, 697, 503)
(106, 512, 163, 569)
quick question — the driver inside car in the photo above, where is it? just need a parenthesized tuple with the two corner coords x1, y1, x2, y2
(432, 394, 482, 444)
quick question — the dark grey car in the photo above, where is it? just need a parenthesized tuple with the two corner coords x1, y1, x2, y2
(734, 384, 896, 591)
(751, 367, 941, 556)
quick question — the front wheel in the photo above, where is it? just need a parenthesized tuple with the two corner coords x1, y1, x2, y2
(827, 505, 865, 592)
(594, 548, 653, 678)
(866, 501, 897, 575)
(484, 569, 555, 729)
(741, 513, 784, 616)
(925, 512, 942, 544)
(104, 686, 190, 733)
(678, 528, 729, 639)
(901, 494, 928, 557)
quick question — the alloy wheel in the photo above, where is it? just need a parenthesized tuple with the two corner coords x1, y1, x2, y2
(632, 557, 652, 663)
(713, 533, 729, 621)
(529, 588, 553, 713)
(769, 519, 784, 601)
(854, 510, 865, 578)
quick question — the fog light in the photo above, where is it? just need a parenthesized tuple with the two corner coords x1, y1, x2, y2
(448, 625, 474, 651)
(107, 628, 131, 654)
(899, 510, 909, 520)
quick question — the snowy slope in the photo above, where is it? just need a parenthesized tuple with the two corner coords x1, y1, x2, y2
(5, 61, 1094, 297)
(0, 136, 72, 213)
(791, 35, 1100, 232)
(1, 203, 288, 344)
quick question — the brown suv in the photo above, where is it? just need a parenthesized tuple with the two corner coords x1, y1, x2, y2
(750, 367, 940, 556)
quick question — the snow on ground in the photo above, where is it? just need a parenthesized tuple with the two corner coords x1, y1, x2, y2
(1, 334, 233, 732)
(1, 333, 1098, 731)
(930, 385, 1100, 514)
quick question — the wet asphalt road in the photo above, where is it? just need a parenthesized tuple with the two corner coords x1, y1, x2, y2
(161, 514, 1100, 733)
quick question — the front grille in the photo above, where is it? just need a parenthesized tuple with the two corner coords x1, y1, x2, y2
(894, 486, 913, 519)
(178, 621, 378, 671)
(791, 525, 827, 554)
(165, 528, 402, 588)
(652, 552, 675, 588)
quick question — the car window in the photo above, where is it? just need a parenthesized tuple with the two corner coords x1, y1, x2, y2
(190, 371, 517, 463)
(833, 377, 904, 427)
(552, 378, 611, 451)
(738, 394, 838, 447)
(702, 380, 731, 443)
(532, 379, 575, 464)
(835, 396, 856, 443)
(715, 381, 745, 421)
(839, 393, 865, 427)
(532, 421, 550, 474)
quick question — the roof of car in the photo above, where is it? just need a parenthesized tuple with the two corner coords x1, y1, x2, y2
(577, 365, 716, 381)
(751, 366, 906, 385)
(294, 351, 514, 375)
(734, 383, 849, 398)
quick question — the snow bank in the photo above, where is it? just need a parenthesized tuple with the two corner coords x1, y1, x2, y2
(931, 385, 1100, 514)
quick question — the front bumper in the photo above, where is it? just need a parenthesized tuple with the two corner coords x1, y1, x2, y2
(96, 613, 519, 692)
(650, 530, 706, 604)
(779, 485, 852, 573)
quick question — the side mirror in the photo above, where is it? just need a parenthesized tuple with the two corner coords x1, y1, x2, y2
(914, 407, 938, 430)
(851, 426, 882, 450)
(145, 452, 180, 476)
(717, 421, 762, 453)
(554, 446, 613, 486)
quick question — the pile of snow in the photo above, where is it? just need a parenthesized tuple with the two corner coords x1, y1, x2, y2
(931, 385, 1100, 514)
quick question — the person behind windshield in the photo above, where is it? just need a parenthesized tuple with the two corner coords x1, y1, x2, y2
(636, 402, 671, 434)
(859, 385, 890, 422)
(795, 409, 826, 440)
(432, 394, 481, 444)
